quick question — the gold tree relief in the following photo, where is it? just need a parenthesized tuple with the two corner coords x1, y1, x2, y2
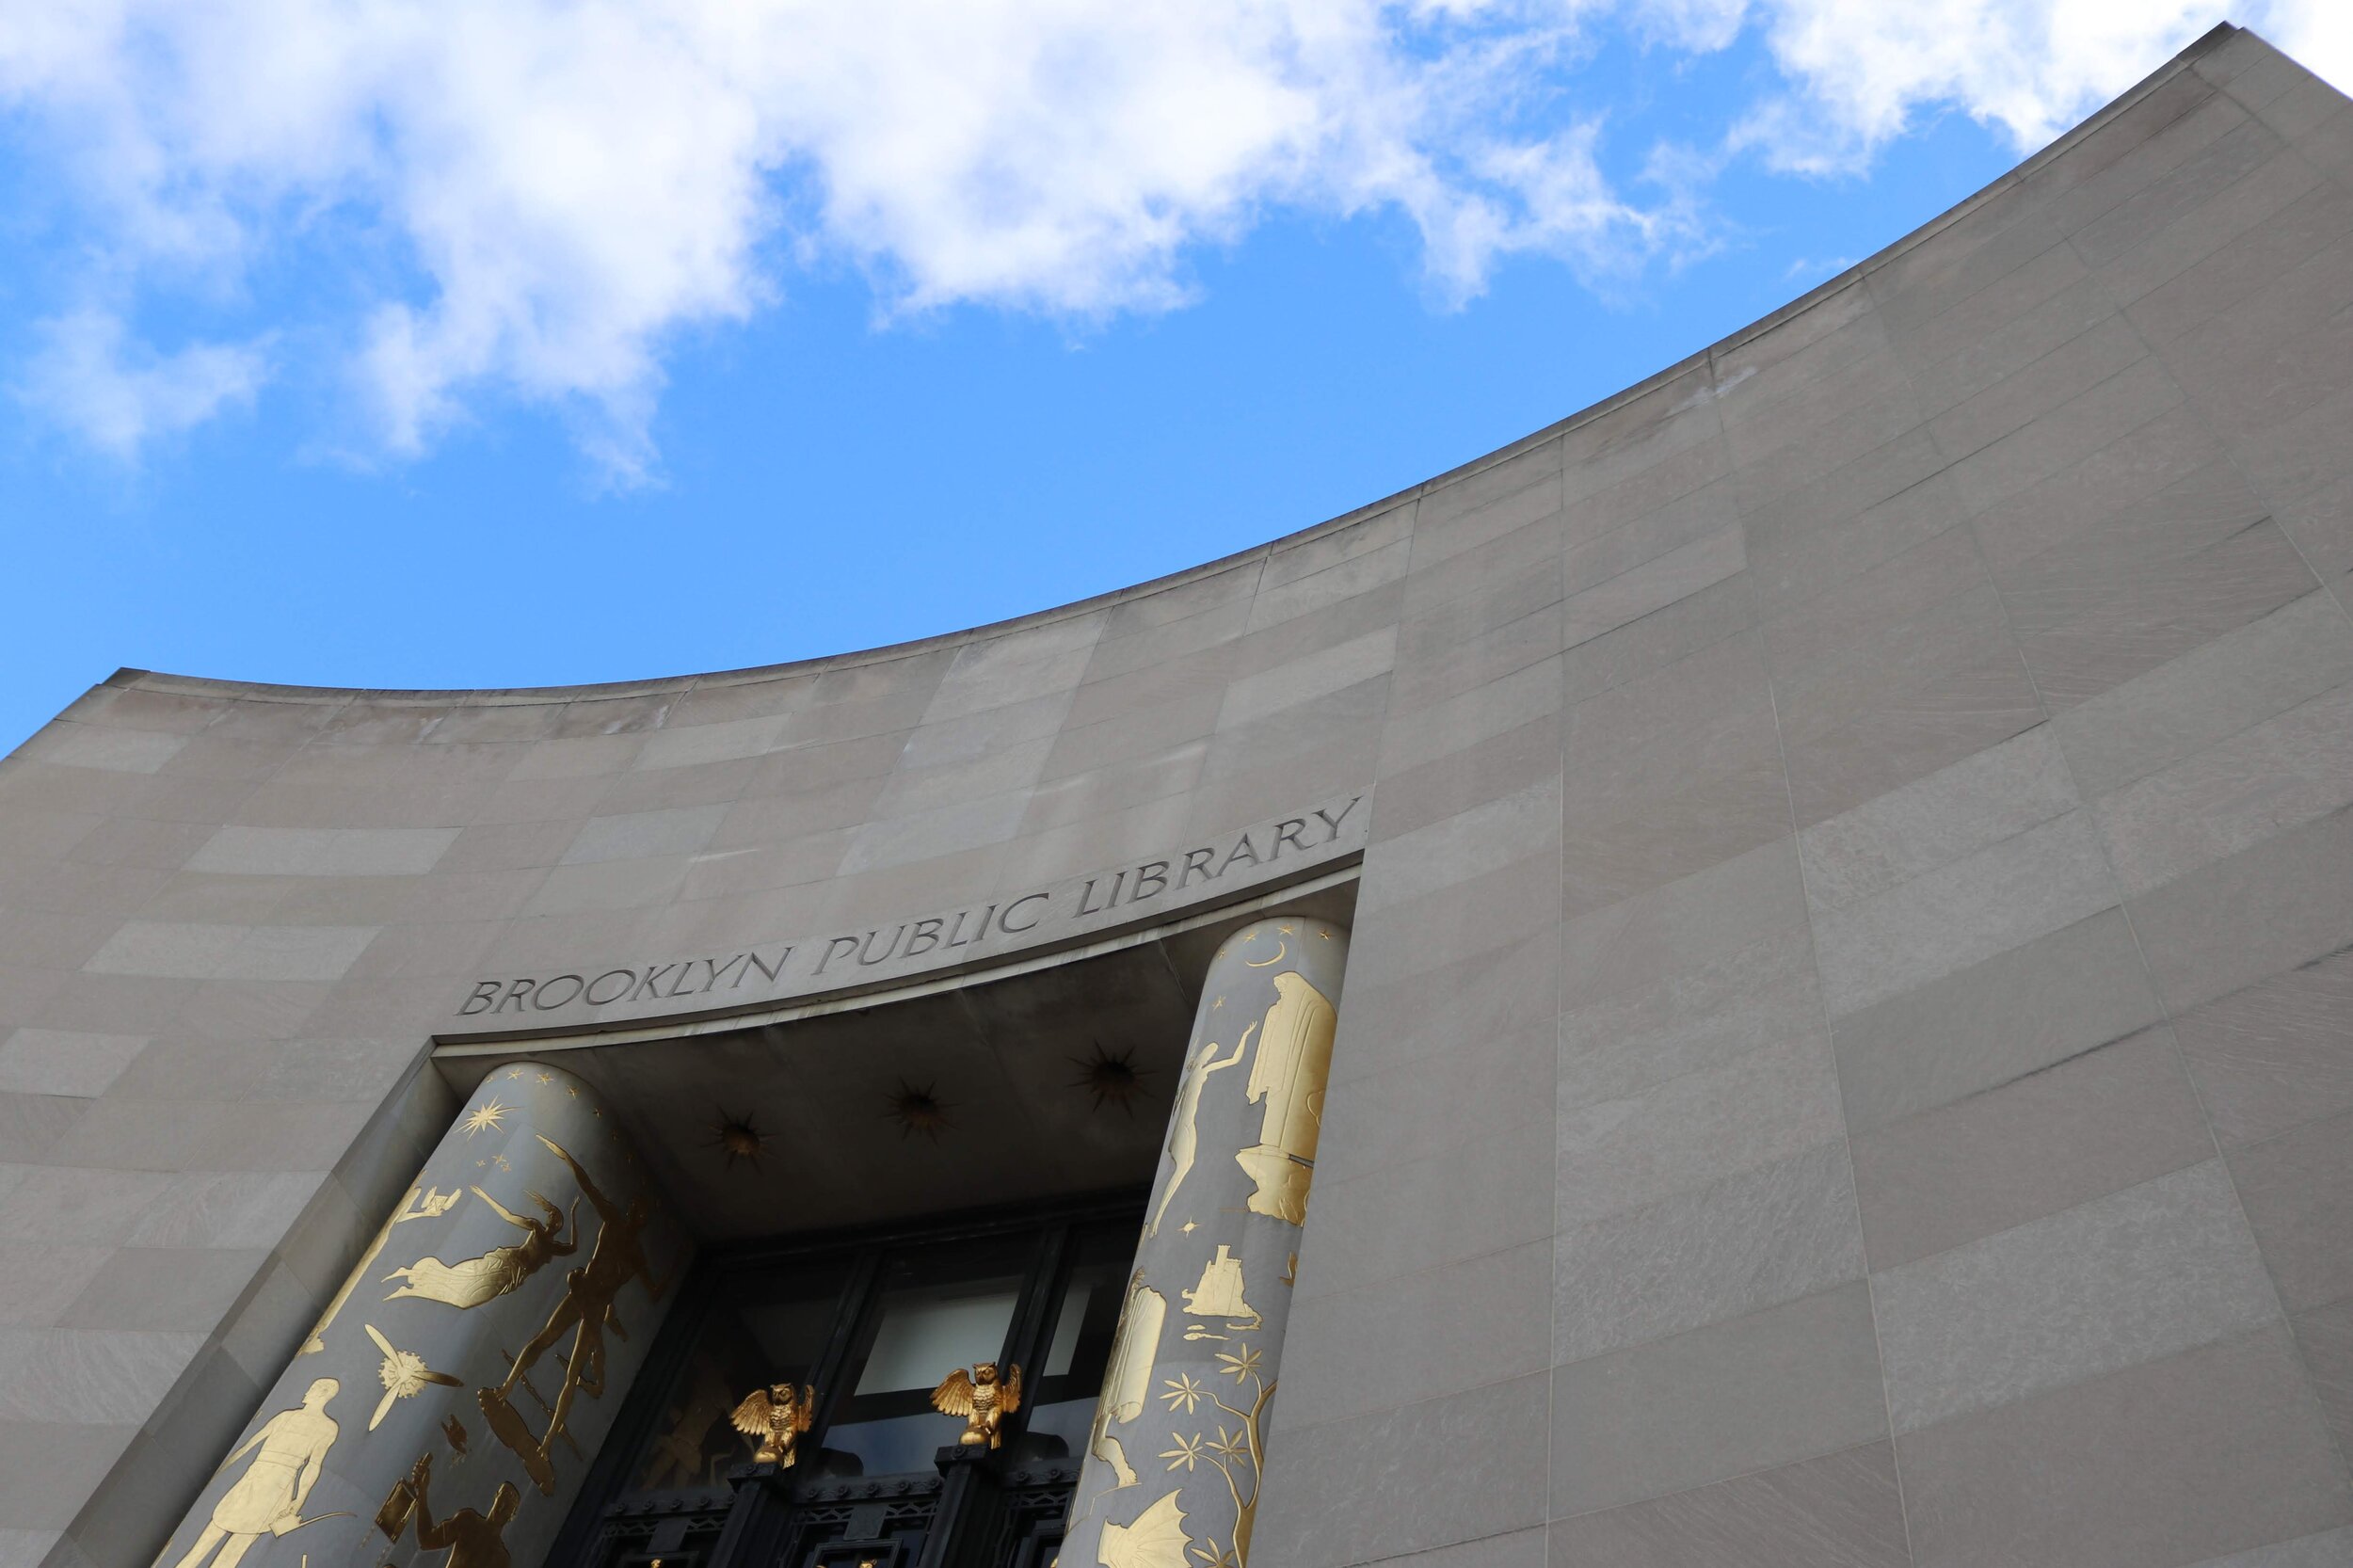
(1166, 1338, 1275, 1567)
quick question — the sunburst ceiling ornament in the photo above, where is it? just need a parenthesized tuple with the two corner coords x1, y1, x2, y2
(707, 1109, 766, 1172)
(462, 1099, 508, 1138)
(884, 1080, 952, 1142)
(1069, 1042, 1150, 1116)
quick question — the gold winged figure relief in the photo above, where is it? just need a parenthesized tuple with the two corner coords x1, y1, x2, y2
(385, 1186, 578, 1309)
(729, 1382, 817, 1465)
(931, 1361, 1021, 1448)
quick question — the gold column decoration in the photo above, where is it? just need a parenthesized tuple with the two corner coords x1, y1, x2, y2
(152, 1063, 683, 1568)
(1065, 915, 1349, 1568)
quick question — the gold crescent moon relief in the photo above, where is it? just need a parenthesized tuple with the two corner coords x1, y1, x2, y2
(1242, 941, 1286, 968)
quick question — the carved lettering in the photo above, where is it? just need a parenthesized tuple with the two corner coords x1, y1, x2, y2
(946, 905, 994, 948)
(1315, 796, 1361, 840)
(533, 974, 584, 1010)
(999, 892, 1049, 933)
(584, 968, 635, 1005)
(453, 795, 1364, 1019)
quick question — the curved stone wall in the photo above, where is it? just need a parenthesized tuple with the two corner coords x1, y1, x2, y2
(5, 23, 2353, 1568)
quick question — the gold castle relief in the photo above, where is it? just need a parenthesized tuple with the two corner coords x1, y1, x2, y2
(1180, 1247, 1258, 1337)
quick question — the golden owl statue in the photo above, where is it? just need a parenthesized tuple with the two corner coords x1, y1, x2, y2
(728, 1382, 816, 1466)
(931, 1361, 1022, 1448)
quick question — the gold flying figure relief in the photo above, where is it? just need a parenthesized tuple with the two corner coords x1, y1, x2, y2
(1148, 1025, 1254, 1235)
(1097, 1490, 1190, 1568)
(300, 1186, 461, 1354)
(408, 1454, 520, 1568)
(364, 1324, 465, 1430)
(1090, 1272, 1166, 1489)
(728, 1382, 816, 1465)
(1181, 1246, 1260, 1335)
(482, 1135, 669, 1495)
(932, 1361, 1022, 1448)
(171, 1378, 348, 1568)
(384, 1187, 580, 1308)
(1235, 972, 1337, 1225)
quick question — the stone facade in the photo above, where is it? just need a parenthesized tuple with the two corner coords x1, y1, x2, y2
(4, 22, 2352, 1568)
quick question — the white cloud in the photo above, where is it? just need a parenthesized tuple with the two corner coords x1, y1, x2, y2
(0, 0, 2345, 470)
(19, 310, 268, 456)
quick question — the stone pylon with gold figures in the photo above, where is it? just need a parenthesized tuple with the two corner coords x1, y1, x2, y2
(152, 1062, 681, 1568)
(1066, 915, 1349, 1568)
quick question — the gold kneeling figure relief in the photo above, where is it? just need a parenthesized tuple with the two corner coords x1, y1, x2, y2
(932, 1361, 1022, 1448)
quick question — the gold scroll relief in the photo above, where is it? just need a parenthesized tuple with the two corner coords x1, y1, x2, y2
(1235, 972, 1336, 1224)
(1090, 1272, 1166, 1489)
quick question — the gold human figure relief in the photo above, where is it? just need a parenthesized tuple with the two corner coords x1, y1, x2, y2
(1090, 1272, 1165, 1489)
(1234, 972, 1337, 1224)
(408, 1454, 520, 1568)
(641, 1360, 736, 1489)
(1180, 1246, 1259, 1332)
(363, 1323, 464, 1430)
(932, 1361, 1022, 1448)
(728, 1382, 816, 1465)
(171, 1378, 344, 1568)
(1097, 1490, 1190, 1568)
(1148, 1024, 1254, 1235)
(384, 1187, 579, 1308)
(300, 1185, 461, 1354)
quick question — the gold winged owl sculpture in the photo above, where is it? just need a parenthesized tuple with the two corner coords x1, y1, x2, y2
(931, 1361, 1021, 1448)
(729, 1382, 817, 1466)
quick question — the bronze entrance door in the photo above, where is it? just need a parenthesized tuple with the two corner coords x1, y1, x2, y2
(551, 1197, 1139, 1568)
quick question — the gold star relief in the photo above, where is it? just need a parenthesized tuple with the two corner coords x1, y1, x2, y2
(1211, 996, 1224, 1010)
(462, 1100, 508, 1137)
(536, 1072, 553, 1085)
(1279, 924, 1295, 936)
(504, 1068, 524, 1080)
(1180, 1221, 1199, 1233)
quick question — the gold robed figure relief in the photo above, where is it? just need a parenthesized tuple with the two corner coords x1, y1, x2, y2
(172, 1378, 344, 1568)
(1089, 1272, 1166, 1489)
(1235, 972, 1336, 1224)
(729, 1382, 816, 1465)
(385, 1186, 578, 1309)
(1148, 1025, 1252, 1235)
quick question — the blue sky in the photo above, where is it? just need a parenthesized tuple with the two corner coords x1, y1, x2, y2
(2, 2, 2344, 754)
